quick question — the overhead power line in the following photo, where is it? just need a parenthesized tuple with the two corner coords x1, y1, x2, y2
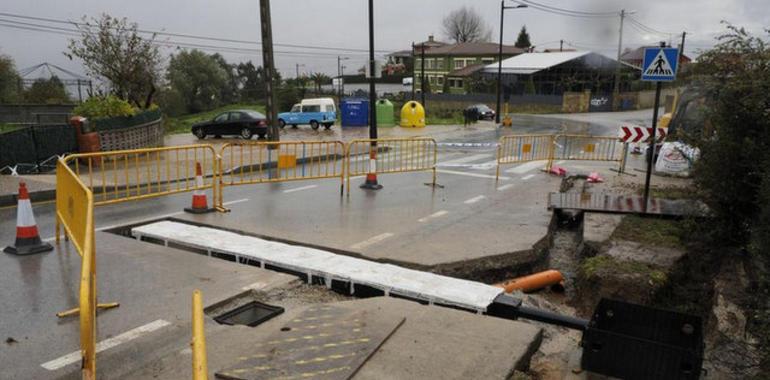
(0, 19, 380, 60)
(513, 0, 619, 18)
(519, 0, 618, 16)
(0, 11, 394, 54)
(626, 16, 679, 38)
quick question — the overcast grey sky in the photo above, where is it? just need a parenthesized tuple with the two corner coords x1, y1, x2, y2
(1, 0, 768, 80)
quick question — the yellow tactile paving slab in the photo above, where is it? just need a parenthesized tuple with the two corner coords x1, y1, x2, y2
(216, 306, 404, 380)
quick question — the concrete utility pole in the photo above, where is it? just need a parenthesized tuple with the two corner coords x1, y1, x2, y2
(259, 0, 279, 142)
(612, 9, 626, 110)
(495, 1, 527, 124)
(560, 39, 563, 52)
(678, 31, 687, 65)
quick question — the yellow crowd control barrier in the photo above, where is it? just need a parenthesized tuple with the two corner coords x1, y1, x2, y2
(191, 290, 208, 380)
(218, 140, 346, 207)
(63, 145, 219, 208)
(345, 137, 437, 194)
(496, 135, 554, 180)
(552, 135, 624, 165)
(54, 159, 118, 379)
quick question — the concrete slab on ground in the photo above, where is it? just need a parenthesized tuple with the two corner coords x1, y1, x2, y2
(0, 231, 294, 379)
(174, 169, 559, 271)
(126, 297, 543, 380)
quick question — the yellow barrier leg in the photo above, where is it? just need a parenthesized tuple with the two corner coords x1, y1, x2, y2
(192, 289, 208, 380)
(56, 302, 120, 318)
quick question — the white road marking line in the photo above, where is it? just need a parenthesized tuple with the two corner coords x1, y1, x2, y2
(505, 161, 547, 174)
(418, 210, 449, 223)
(438, 153, 490, 166)
(497, 184, 515, 191)
(464, 195, 486, 204)
(469, 160, 499, 170)
(41, 319, 171, 371)
(521, 174, 536, 180)
(437, 169, 509, 180)
(283, 185, 318, 193)
(43, 198, 251, 242)
(350, 233, 394, 250)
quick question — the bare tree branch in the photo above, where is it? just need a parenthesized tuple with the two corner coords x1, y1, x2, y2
(442, 7, 492, 43)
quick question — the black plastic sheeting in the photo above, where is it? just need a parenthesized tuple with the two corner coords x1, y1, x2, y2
(0, 124, 77, 173)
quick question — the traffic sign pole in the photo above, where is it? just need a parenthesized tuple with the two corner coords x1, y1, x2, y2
(643, 81, 662, 212)
(640, 42, 678, 212)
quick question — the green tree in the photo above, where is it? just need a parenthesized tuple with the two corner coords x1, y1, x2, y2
(166, 50, 227, 113)
(66, 14, 161, 108)
(0, 54, 20, 103)
(683, 24, 770, 248)
(23, 76, 70, 104)
(309, 72, 330, 92)
(211, 53, 239, 104)
(515, 26, 532, 49)
(236, 61, 282, 102)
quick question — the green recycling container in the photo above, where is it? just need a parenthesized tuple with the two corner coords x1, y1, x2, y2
(375, 99, 395, 127)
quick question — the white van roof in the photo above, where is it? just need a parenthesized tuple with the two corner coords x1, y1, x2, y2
(300, 98, 335, 105)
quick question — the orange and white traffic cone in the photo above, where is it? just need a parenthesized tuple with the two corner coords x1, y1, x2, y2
(184, 162, 214, 214)
(359, 146, 383, 190)
(4, 181, 53, 255)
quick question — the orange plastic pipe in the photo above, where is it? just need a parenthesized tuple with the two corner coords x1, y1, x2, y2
(495, 270, 564, 293)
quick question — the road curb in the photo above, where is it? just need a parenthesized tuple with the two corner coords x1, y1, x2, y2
(0, 189, 57, 208)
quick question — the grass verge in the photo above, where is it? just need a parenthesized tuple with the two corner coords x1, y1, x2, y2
(611, 215, 685, 249)
(163, 104, 266, 135)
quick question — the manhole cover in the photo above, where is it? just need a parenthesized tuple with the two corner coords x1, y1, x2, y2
(214, 301, 285, 327)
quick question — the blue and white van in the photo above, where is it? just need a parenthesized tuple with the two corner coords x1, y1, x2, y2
(278, 98, 336, 130)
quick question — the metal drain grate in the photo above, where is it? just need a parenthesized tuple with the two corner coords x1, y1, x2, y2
(214, 301, 284, 327)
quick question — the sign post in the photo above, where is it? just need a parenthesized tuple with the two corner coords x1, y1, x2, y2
(640, 43, 679, 212)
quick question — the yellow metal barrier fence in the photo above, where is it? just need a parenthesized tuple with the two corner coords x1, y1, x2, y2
(345, 137, 437, 194)
(552, 134, 624, 164)
(218, 141, 346, 207)
(191, 289, 208, 380)
(496, 135, 554, 180)
(55, 159, 118, 379)
(63, 145, 219, 207)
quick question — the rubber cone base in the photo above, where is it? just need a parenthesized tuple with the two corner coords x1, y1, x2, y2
(360, 176, 383, 190)
(184, 207, 215, 214)
(4, 242, 53, 256)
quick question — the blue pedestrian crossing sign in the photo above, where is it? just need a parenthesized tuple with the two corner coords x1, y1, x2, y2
(641, 47, 679, 82)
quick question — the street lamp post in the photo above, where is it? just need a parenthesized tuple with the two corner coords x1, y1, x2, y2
(495, 1, 527, 125)
(337, 56, 349, 98)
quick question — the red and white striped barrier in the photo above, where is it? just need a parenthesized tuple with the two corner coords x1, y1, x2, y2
(619, 125, 667, 143)
(3, 181, 53, 255)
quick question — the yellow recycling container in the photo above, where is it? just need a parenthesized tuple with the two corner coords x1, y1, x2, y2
(400, 101, 426, 128)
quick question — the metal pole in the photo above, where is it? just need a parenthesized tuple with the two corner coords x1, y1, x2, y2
(360, 0, 382, 190)
(678, 32, 687, 66)
(260, 0, 279, 143)
(495, 0, 505, 124)
(643, 81, 662, 212)
(560, 39, 563, 52)
(612, 9, 625, 110)
(411, 42, 416, 101)
(368, 0, 377, 141)
(337, 56, 341, 98)
(420, 44, 426, 106)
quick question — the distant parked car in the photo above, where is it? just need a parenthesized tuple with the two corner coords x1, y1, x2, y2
(465, 104, 496, 121)
(278, 98, 336, 130)
(191, 110, 268, 140)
